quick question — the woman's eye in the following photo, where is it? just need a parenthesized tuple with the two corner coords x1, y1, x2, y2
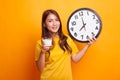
(56, 19, 59, 21)
(48, 20, 52, 22)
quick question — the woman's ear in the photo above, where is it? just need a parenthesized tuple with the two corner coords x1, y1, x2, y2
(43, 23, 46, 27)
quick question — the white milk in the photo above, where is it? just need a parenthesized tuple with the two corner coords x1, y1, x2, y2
(42, 38, 52, 46)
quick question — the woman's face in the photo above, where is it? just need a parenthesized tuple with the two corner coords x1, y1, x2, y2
(45, 13, 60, 33)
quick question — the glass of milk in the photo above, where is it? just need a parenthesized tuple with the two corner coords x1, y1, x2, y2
(42, 38, 52, 46)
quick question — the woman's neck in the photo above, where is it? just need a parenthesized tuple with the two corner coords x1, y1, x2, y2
(50, 32, 58, 38)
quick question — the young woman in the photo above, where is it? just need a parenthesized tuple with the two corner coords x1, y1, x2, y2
(35, 9, 96, 80)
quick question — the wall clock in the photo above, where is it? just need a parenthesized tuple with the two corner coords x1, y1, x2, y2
(67, 8, 102, 42)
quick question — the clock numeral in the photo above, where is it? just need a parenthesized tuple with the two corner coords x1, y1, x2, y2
(93, 15, 95, 19)
(75, 15, 78, 19)
(96, 19, 99, 24)
(95, 26, 99, 30)
(71, 21, 76, 26)
(74, 32, 77, 37)
(70, 27, 74, 31)
(87, 11, 89, 16)
(91, 32, 95, 36)
(81, 35, 84, 39)
(86, 35, 89, 40)
(79, 11, 83, 16)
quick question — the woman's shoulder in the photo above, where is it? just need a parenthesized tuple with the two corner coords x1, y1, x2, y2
(36, 39, 42, 45)
(65, 34, 70, 38)
(65, 34, 73, 41)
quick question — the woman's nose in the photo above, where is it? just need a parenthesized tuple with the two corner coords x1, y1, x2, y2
(53, 21, 57, 25)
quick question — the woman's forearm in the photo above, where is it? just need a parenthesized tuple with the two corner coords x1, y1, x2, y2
(36, 49, 46, 72)
(72, 44, 90, 63)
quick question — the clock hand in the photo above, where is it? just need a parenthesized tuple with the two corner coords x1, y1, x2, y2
(83, 23, 86, 31)
(81, 17, 85, 25)
(80, 17, 86, 31)
(79, 23, 86, 31)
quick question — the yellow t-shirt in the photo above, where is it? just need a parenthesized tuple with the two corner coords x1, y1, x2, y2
(35, 35, 78, 80)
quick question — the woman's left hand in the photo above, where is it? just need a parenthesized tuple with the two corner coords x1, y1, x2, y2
(87, 37, 97, 45)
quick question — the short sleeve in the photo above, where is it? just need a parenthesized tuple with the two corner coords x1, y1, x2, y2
(67, 35, 79, 55)
(35, 40, 42, 61)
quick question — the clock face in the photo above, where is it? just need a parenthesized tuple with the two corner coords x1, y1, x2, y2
(67, 8, 102, 42)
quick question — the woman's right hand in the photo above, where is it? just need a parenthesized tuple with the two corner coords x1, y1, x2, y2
(41, 45, 51, 53)
(41, 38, 52, 53)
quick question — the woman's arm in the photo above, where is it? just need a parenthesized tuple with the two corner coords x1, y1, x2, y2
(71, 37, 96, 63)
(71, 44, 90, 63)
(36, 46, 50, 72)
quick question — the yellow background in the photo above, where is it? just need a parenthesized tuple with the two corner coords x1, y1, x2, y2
(0, 0, 120, 80)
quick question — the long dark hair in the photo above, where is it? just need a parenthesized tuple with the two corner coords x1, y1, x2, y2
(41, 9, 72, 53)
